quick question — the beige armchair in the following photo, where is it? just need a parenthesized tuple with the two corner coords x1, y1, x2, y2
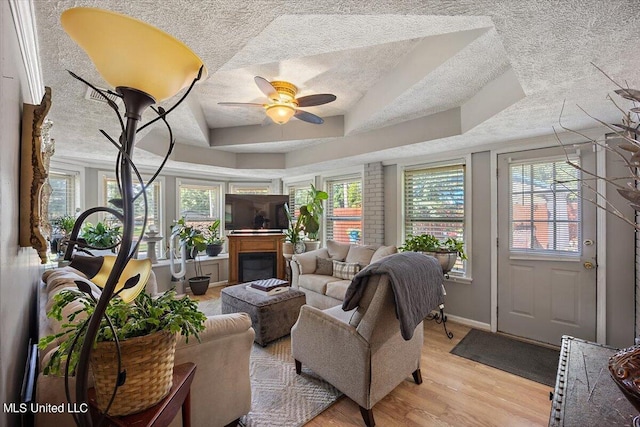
(290, 273, 423, 427)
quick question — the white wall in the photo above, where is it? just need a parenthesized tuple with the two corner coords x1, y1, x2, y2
(0, 2, 42, 425)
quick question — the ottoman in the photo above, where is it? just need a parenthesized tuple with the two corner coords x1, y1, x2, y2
(221, 284, 306, 346)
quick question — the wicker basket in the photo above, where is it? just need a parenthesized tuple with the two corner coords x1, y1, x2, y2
(90, 330, 177, 416)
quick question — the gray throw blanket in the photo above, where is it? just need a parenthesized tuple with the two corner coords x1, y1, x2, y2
(342, 252, 445, 340)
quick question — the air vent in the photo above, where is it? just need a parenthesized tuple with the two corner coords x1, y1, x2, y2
(84, 87, 121, 105)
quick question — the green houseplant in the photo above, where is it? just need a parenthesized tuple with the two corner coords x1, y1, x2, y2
(80, 221, 122, 252)
(171, 217, 209, 294)
(51, 215, 77, 255)
(299, 184, 328, 242)
(283, 203, 304, 254)
(203, 219, 224, 257)
(38, 287, 206, 414)
(400, 233, 467, 274)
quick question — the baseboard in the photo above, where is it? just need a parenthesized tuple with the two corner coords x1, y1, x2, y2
(445, 313, 490, 331)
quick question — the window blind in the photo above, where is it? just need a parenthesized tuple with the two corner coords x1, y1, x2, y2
(48, 172, 77, 219)
(103, 176, 162, 255)
(404, 164, 466, 272)
(178, 182, 221, 225)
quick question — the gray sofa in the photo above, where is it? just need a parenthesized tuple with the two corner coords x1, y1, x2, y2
(290, 240, 397, 310)
(37, 266, 254, 427)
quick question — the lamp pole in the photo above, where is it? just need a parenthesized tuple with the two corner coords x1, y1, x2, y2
(74, 87, 155, 427)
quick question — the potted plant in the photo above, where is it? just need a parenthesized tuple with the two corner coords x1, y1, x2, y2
(203, 219, 225, 257)
(171, 217, 209, 295)
(298, 184, 328, 251)
(50, 214, 76, 255)
(80, 221, 122, 254)
(283, 203, 304, 255)
(38, 287, 206, 415)
(400, 234, 467, 274)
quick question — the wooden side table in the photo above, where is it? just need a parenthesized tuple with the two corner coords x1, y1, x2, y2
(89, 362, 197, 427)
(549, 336, 636, 426)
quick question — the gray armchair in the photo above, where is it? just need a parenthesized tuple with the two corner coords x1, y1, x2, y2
(290, 273, 423, 427)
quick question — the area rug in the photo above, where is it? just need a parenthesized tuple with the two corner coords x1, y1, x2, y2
(198, 298, 342, 426)
(450, 328, 559, 387)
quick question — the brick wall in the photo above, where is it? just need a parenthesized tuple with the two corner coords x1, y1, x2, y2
(363, 162, 384, 245)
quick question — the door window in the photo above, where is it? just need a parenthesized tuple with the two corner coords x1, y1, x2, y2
(509, 157, 581, 256)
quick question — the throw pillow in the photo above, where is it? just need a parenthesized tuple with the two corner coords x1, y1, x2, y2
(345, 245, 377, 265)
(333, 260, 361, 280)
(370, 245, 398, 263)
(316, 257, 334, 275)
(293, 250, 325, 274)
(326, 240, 351, 261)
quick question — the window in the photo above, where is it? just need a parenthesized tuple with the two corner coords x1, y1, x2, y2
(286, 182, 312, 219)
(509, 157, 580, 255)
(100, 173, 163, 256)
(48, 171, 78, 220)
(325, 177, 362, 243)
(177, 180, 222, 230)
(404, 163, 466, 272)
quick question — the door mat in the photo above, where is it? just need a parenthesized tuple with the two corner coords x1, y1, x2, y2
(450, 329, 559, 387)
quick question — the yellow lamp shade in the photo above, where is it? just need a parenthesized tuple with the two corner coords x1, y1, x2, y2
(91, 256, 152, 303)
(60, 7, 207, 102)
(266, 104, 296, 124)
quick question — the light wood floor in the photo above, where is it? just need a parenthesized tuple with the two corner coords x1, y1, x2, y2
(194, 287, 552, 427)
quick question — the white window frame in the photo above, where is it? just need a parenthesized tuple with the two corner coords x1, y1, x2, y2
(97, 171, 165, 257)
(283, 179, 314, 221)
(401, 156, 472, 281)
(323, 174, 363, 244)
(176, 177, 224, 228)
(47, 169, 81, 219)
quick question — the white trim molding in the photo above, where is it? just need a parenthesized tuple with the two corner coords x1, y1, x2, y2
(8, 0, 44, 104)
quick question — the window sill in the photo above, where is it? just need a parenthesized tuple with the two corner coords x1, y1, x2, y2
(444, 275, 472, 285)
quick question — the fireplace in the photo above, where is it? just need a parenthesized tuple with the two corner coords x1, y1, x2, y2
(228, 233, 286, 285)
(238, 252, 277, 282)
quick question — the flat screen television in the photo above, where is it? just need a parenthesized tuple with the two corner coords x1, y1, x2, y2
(225, 194, 289, 231)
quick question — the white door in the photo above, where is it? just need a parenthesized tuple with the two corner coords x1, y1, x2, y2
(497, 145, 597, 345)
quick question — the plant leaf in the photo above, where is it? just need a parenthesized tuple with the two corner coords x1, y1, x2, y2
(617, 142, 640, 152)
(615, 88, 640, 102)
(617, 188, 640, 204)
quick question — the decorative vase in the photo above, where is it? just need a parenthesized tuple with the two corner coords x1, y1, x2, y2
(206, 244, 223, 257)
(189, 276, 210, 295)
(294, 241, 306, 254)
(609, 345, 640, 426)
(90, 330, 177, 416)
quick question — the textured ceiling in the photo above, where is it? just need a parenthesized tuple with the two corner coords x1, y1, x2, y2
(33, 0, 640, 178)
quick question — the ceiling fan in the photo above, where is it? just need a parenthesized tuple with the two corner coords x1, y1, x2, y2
(218, 76, 337, 125)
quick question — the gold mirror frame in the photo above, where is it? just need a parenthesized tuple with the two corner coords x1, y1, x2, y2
(19, 86, 52, 263)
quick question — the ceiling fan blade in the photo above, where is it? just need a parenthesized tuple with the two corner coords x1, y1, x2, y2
(254, 76, 280, 101)
(218, 102, 264, 108)
(294, 109, 324, 125)
(295, 94, 337, 107)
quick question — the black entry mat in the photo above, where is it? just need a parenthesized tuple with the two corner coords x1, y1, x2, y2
(450, 329, 559, 387)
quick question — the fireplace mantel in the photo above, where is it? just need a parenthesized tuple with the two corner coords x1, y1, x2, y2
(228, 233, 286, 285)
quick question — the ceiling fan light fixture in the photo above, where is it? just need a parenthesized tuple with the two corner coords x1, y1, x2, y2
(265, 104, 296, 125)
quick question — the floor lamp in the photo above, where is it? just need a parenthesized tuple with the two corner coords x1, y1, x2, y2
(59, 7, 206, 426)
